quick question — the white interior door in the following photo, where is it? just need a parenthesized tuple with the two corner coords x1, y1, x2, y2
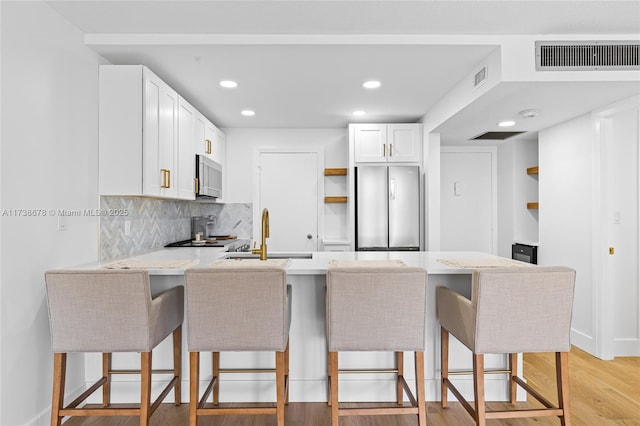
(440, 147, 497, 254)
(604, 106, 640, 357)
(257, 151, 321, 252)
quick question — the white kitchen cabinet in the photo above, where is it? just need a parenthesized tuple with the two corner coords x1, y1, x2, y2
(177, 97, 196, 200)
(99, 65, 191, 199)
(195, 111, 225, 165)
(352, 123, 422, 163)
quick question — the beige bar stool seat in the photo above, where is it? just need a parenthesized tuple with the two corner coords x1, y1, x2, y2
(185, 260, 291, 426)
(437, 266, 576, 426)
(326, 261, 428, 426)
(45, 269, 184, 426)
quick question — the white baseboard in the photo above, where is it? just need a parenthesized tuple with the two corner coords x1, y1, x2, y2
(571, 328, 595, 354)
(614, 338, 640, 356)
(27, 384, 85, 425)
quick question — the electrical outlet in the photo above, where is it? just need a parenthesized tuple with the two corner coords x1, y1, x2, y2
(124, 221, 131, 236)
(57, 216, 67, 231)
(613, 211, 621, 224)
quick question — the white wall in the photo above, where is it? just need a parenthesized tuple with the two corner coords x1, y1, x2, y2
(497, 142, 515, 258)
(1, 2, 104, 424)
(222, 128, 349, 241)
(513, 139, 539, 245)
(539, 114, 595, 352)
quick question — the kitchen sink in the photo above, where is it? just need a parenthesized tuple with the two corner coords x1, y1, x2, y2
(223, 252, 313, 260)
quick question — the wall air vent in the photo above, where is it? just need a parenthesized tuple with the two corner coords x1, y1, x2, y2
(470, 131, 525, 141)
(536, 41, 640, 71)
(474, 66, 488, 87)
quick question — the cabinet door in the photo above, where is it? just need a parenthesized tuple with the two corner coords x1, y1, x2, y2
(205, 121, 224, 164)
(387, 124, 421, 163)
(143, 68, 178, 198)
(177, 97, 196, 200)
(354, 124, 387, 162)
(194, 111, 209, 158)
(211, 127, 225, 165)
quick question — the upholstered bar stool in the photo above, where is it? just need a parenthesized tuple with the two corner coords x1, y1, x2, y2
(437, 266, 576, 426)
(185, 260, 291, 426)
(45, 269, 184, 426)
(326, 260, 427, 426)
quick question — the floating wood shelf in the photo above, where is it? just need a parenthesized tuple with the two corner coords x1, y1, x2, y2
(527, 166, 539, 175)
(324, 168, 347, 176)
(527, 202, 539, 209)
(325, 196, 347, 203)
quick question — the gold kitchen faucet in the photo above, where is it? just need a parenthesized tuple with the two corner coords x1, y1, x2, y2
(251, 208, 269, 260)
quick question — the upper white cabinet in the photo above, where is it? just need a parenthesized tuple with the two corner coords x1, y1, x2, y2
(177, 97, 196, 200)
(195, 112, 225, 165)
(352, 123, 422, 163)
(99, 65, 223, 201)
(100, 65, 179, 198)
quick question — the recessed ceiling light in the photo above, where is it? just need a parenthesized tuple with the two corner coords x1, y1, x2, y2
(519, 109, 539, 119)
(241, 110, 255, 116)
(362, 80, 381, 89)
(498, 120, 516, 127)
(220, 80, 238, 88)
(352, 110, 366, 116)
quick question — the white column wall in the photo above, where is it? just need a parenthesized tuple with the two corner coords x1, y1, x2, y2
(538, 114, 595, 352)
(1, 2, 104, 424)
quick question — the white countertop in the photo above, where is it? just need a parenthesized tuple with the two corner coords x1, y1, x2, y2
(82, 248, 522, 276)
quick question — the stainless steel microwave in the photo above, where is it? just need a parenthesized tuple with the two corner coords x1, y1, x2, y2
(195, 155, 222, 199)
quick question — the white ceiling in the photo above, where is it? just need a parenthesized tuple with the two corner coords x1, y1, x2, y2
(45, 0, 640, 143)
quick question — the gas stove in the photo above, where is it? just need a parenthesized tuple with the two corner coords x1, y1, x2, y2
(165, 238, 251, 252)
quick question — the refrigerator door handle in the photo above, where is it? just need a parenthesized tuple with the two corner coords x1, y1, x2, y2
(390, 178, 396, 200)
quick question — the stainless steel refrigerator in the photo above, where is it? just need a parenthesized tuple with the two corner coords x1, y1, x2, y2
(355, 166, 420, 251)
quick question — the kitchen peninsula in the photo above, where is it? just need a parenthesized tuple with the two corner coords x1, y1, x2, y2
(81, 249, 529, 404)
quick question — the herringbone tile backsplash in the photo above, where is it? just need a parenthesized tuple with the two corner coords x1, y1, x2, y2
(99, 196, 252, 261)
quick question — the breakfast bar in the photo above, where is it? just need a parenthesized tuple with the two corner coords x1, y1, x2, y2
(81, 249, 529, 404)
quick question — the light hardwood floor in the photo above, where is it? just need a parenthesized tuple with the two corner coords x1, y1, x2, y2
(64, 346, 640, 425)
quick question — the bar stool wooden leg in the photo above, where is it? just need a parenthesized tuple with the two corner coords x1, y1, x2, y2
(173, 326, 182, 405)
(285, 341, 290, 404)
(441, 327, 449, 408)
(557, 351, 571, 426)
(473, 354, 486, 426)
(140, 352, 152, 426)
(212, 352, 220, 405)
(327, 350, 334, 406)
(415, 351, 427, 426)
(276, 350, 286, 426)
(50, 353, 66, 426)
(329, 352, 339, 426)
(509, 353, 518, 404)
(189, 352, 199, 426)
(396, 351, 404, 405)
(102, 352, 111, 407)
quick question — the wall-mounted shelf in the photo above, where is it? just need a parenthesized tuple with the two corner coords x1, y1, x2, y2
(325, 196, 347, 203)
(527, 166, 539, 175)
(324, 168, 348, 203)
(527, 202, 539, 210)
(325, 168, 347, 176)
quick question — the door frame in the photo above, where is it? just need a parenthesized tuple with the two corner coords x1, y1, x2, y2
(593, 95, 640, 359)
(440, 146, 498, 255)
(252, 146, 324, 250)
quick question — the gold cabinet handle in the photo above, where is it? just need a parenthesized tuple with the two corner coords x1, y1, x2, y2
(389, 143, 393, 157)
(383, 144, 386, 157)
(194, 177, 199, 194)
(166, 169, 171, 188)
(160, 169, 167, 188)
(205, 139, 212, 154)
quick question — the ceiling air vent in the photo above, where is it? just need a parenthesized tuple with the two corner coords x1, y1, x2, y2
(470, 131, 525, 141)
(536, 41, 640, 71)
